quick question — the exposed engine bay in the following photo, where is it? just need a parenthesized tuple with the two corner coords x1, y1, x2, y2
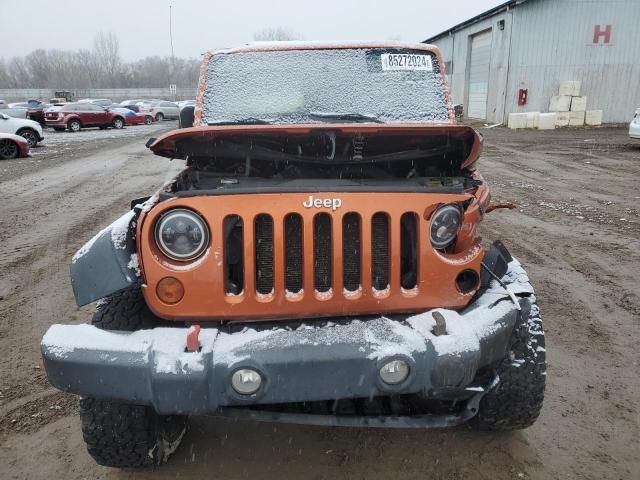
(150, 127, 482, 194)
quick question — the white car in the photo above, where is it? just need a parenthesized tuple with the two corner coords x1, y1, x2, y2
(0, 112, 44, 147)
(147, 101, 180, 121)
(630, 108, 640, 139)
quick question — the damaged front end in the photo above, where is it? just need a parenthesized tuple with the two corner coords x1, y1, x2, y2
(43, 251, 535, 426)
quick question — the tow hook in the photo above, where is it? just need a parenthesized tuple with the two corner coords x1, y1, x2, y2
(432, 311, 447, 336)
(186, 325, 201, 352)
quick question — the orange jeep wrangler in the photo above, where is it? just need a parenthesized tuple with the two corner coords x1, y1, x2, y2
(41, 42, 546, 468)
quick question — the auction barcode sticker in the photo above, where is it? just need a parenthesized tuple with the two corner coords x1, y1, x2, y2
(381, 53, 433, 71)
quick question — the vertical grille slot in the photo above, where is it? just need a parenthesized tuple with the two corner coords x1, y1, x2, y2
(254, 214, 274, 295)
(371, 213, 390, 291)
(313, 213, 332, 293)
(284, 213, 303, 293)
(223, 215, 244, 295)
(400, 212, 419, 290)
(342, 213, 361, 292)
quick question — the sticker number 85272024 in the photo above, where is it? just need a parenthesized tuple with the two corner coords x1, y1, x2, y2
(381, 53, 433, 71)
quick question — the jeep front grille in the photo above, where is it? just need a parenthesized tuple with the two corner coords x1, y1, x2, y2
(222, 210, 408, 299)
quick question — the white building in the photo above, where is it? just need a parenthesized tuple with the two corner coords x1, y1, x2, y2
(424, 0, 640, 123)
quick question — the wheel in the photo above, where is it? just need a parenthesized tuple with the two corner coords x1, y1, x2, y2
(79, 398, 187, 468)
(17, 128, 38, 147)
(68, 119, 81, 132)
(112, 117, 124, 129)
(155, 112, 164, 122)
(470, 298, 546, 430)
(92, 285, 163, 331)
(0, 138, 19, 159)
(144, 115, 152, 125)
(53, 127, 65, 132)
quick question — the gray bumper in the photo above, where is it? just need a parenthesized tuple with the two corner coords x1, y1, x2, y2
(42, 260, 534, 418)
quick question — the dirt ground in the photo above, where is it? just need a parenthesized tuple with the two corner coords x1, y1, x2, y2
(0, 124, 638, 479)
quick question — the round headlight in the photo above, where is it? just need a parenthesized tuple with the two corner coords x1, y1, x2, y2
(430, 204, 461, 249)
(155, 209, 209, 261)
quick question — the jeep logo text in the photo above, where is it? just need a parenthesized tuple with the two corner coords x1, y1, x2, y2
(303, 195, 342, 211)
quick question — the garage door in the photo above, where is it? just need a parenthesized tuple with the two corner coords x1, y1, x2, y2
(467, 30, 492, 120)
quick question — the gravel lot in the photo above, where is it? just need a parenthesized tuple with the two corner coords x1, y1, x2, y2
(0, 124, 638, 479)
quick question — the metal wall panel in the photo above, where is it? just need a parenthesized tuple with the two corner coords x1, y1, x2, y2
(427, 0, 640, 123)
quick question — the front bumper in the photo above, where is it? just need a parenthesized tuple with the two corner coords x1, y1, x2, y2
(42, 259, 534, 425)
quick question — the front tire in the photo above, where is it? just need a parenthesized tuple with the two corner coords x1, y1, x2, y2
(80, 398, 187, 468)
(17, 128, 38, 147)
(144, 115, 152, 125)
(92, 285, 161, 331)
(471, 298, 546, 430)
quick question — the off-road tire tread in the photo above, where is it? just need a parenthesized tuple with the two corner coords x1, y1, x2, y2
(471, 298, 546, 430)
(80, 398, 159, 468)
(92, 286, 160, 331)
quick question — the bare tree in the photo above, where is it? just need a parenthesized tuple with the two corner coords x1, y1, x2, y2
(93, 31, 122, 87)
(253, 27, 301, 41)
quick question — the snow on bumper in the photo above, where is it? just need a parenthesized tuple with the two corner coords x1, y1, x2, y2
(42, 261, 534, 415)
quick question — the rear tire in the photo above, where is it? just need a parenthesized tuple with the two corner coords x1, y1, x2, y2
(68, 119, 81, 132)
(155, 112, 164, 122)
(16, 128, 38, 147)
(471, 298, 546, 430)
(80, 398, 187, 468)
(0, 138, 19, 159)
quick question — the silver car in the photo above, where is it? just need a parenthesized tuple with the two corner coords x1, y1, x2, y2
(148, 101, 180, 121)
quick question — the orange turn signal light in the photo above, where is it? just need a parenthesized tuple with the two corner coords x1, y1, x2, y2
(156, 277, 184, 304)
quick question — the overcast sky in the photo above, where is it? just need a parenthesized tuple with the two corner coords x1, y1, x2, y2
(0, 0, 505, 60)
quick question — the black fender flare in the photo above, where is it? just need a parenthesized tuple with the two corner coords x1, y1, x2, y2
(70, 210, 140, 306)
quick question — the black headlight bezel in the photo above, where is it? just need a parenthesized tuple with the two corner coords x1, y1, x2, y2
(429, 203, 462, 249)
(154, 208, 210, 262)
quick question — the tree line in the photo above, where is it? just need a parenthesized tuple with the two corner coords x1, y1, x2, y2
(0, 32, 201, 89)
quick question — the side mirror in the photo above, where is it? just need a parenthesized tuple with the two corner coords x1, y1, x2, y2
(0, 113, 8, 120)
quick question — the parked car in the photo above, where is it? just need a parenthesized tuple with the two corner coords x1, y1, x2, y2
(630, 108, 640, 139)
(0, 112, 44, 147)
(41, 42, 546, 469)
(111, 107, 154, 125)
(177, 100, 196, 109)
(0, 132, 29, 159)
(0, 99, 28, 119)
(148, 100, 180, 121)
(45, 103, 127, 132)
(9, 100, 47, 125)
(78, 98, 113, 107)
(117, 100, 144, 113)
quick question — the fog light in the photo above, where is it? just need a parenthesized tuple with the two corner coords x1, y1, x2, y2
(231, 368, 262, 395)
(379, 359, 409, 385)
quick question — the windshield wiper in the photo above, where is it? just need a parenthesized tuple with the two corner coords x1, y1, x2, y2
(208, 117, 273, 126)
(308, 112, 384, 123)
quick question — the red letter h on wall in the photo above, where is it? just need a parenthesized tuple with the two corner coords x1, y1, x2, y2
(593, 25, 611, 44)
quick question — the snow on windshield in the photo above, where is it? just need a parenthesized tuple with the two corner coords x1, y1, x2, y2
(202, 48, 449, 125)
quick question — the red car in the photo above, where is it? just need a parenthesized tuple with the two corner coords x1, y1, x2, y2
(112, 108, 154, 126)
(0, 133, 29, 159)
(45, 103, 127, 132)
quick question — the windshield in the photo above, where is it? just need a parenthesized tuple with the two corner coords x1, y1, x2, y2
(201, 48, 449, 125)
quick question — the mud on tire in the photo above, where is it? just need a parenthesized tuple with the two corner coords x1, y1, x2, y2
(79, 398, 187, 468)
(92, 285, 160, 331)
(471, 297, 546, 430)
